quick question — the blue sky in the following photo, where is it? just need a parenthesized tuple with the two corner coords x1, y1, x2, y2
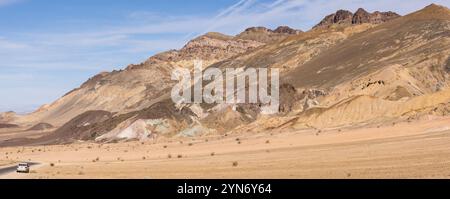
(1, 0, 449, 113)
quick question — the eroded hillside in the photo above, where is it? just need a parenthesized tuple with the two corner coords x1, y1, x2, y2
(1, 4, 449, 146)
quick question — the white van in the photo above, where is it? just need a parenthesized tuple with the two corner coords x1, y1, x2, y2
(16, 163, 30, 173)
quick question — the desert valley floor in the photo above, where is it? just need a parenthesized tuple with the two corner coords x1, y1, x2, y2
(1, 116, 450, 179)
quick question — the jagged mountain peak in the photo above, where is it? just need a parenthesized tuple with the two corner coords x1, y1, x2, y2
(355, 8, 368, 13)
(242, 26, 272, 32)
(236, 25, 302, 43)
(313, 8, 400, 29)
(240, 25, 301, 34)
(273, 26, 303, 34)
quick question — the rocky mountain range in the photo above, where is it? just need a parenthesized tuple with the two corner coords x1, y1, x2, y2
(10, 25, 301, 128)
(1, 4, 449, 146)
(313, 8, 401, 29)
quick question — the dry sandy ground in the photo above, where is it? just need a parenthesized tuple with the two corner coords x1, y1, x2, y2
(0, 160, 15, 167)
(1, 117, 450, 179)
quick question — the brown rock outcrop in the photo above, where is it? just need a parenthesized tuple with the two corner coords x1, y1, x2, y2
(314, 8, 400, 29)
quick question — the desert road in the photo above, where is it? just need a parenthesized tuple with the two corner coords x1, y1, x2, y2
(0, 162, 39, 175)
